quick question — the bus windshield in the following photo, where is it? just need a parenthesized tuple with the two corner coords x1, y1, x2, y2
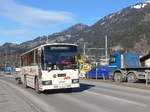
(44, 45, 77, 52)
(43, 45, 78, 70)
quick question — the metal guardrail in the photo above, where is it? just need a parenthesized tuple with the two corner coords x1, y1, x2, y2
(145, 70, 150, 86)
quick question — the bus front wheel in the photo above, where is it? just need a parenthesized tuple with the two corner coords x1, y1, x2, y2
(23, 76, 28, 88)
(35, 78, 41, 93)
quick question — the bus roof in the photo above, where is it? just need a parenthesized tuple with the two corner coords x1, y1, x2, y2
(21, 43, 77, 56)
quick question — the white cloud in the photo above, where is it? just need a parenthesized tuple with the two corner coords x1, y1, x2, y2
(0, 0, 74, 27)
(0, 29, 36, 36)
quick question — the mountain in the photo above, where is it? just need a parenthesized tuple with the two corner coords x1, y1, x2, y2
(0, 24, 89, 67)
(57, 23, 89, 35)
(1, 1, 150, 67)
(0, 24, 89, 53)
(72, 1, 150, 54)
(91, 1, 150, 54)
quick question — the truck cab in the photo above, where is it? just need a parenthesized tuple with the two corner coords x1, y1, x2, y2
(108, 53, 121, 71)
(109, 53, 141, 69)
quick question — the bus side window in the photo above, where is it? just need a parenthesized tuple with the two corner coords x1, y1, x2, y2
(41, 50, 45, 69)
(37, 50, 41, 65)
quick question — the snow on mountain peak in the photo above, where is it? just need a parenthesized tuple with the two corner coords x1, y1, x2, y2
(131, 1, 150, 9)
(145, 1, 150, 3)
(132, 4, 146, 9)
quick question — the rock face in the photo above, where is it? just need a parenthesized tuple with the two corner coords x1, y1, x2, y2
(1, 1, 150, 66)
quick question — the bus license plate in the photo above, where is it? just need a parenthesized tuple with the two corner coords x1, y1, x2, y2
(59, 81, 65, 83)
(60, 84, 65, 88)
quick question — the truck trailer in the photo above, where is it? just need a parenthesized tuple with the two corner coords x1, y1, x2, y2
(108, 53, 150, 83)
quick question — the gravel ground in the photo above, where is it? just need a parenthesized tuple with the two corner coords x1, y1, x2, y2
(81, 78, 150, 90)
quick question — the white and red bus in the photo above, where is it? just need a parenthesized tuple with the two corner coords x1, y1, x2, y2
(18, 43, 80, 93)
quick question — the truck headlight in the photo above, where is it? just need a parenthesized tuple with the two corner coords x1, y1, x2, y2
(42, 80, 52, 85)
(72, 79, 79, 83)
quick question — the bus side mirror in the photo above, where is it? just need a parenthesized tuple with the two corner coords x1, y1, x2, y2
(47, 67, 52, 72)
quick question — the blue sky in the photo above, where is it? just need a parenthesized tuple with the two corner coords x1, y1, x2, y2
(0, 0, 147, 44)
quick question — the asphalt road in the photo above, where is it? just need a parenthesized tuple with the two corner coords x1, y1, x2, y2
(1, 72, 150, 112)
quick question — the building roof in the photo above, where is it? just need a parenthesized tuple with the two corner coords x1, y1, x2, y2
(140, 53, 150, 62)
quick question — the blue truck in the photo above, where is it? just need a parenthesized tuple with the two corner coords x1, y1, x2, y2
(4, 66, 13, 74)
(108, 53, 150, 83)
(86, 66, 109, 79)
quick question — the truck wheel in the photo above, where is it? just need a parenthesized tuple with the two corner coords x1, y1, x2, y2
(114, 72, 123, 83)
(35, 78, 41, 93)
(127, 73, 137, 83)
(109, 75, 113, 81)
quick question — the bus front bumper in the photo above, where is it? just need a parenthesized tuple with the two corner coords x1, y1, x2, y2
(39, 83, 80, 91)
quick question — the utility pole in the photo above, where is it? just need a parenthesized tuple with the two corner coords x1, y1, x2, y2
(0, 52, 1, 68)
(105, 35, 108, 60)
(83, 43, 86, 56)
(0, 52, 2, 65)
(83, 42, 88, 57)
(40, 37, 41, 44)
(5, 50, 7, 67)
(46, 36, 49, 43)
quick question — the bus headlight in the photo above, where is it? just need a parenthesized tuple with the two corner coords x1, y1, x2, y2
(72, 79, 79, 83)
(42, 80, 52, 85)
(53, 74, 57, 78)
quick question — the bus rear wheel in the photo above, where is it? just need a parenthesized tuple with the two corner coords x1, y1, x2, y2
(16, 78, 22, 84)
(114, 72, 123, 83)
